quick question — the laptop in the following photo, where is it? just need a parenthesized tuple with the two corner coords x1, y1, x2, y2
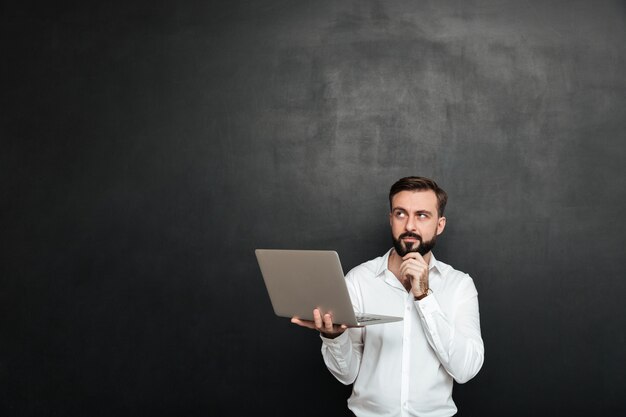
(255, 249, 403, 327)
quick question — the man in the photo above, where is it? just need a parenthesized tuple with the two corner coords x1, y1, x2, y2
(292, 176, 484, 417)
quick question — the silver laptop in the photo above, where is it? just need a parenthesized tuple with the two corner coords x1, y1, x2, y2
(255, 249, 403, 327)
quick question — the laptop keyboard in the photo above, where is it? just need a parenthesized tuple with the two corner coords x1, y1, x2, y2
(356, 315, 379, 323)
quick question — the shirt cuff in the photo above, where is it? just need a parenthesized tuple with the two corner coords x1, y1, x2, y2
(320, 330, 351, 353)
(415, 293, 441, 317)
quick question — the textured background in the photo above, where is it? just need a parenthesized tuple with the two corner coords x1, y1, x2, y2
(2, 1, 625, 416)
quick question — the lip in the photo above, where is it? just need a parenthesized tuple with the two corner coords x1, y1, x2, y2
(402, 238, 418, 242)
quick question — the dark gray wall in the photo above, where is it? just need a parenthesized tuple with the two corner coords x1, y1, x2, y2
(2, 1, 625, 416)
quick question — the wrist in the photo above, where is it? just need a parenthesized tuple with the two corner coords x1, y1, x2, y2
(414, 288, 433, 301)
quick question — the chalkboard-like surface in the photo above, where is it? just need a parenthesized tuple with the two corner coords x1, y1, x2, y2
(2, 1, 625, 416)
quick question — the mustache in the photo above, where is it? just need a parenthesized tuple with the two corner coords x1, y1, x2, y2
(399, 232, 422, 241)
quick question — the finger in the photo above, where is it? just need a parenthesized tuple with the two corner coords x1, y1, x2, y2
(399, 265, 414, 280)
(291, 317, 316, 329)
(401, 258, 427, 272)
(400, 258, 417, 269)
(400, 260, 427, 276)
(403, 263, 425, 272)
(400, 263, 425, 279)
(313, 309, 323, 329)
(323, 314, 335, 332)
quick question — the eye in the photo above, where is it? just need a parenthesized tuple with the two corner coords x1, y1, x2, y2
(394, 210, 406, 219)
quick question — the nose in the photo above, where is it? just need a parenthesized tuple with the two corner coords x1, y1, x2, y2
(405, 215, 417, 231)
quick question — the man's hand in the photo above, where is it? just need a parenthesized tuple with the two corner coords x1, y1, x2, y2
(400, 252, 430, 299)
(291, 308, 348, 339)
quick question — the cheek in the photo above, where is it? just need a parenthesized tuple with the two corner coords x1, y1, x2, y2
(423, 222, 439, 237)
(391, 222, 404, 235)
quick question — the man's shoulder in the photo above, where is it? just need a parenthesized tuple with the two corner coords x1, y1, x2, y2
(434, 257, 477, 294)
(434, 257, 473, 281)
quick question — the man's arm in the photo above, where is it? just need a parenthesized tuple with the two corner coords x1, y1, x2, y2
(292, 309, 364, 385)
(416, 278, 484, 384)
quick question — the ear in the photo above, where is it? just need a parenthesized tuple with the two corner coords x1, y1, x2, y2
(436, 216, 446, 235)
(389, 211, 393, 227)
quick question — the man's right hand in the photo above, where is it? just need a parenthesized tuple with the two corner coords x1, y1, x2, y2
(291, 308, 348, 339)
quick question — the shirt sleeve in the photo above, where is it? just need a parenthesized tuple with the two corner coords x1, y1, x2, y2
(319, 327, 363, 385)
(415, 276, 484, 384)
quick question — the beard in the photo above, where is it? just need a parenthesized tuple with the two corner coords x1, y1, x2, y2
(391, 231, 438, 257)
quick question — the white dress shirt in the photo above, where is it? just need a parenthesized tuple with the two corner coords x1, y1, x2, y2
(320, 249, 484, 417)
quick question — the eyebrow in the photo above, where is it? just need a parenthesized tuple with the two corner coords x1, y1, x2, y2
(391, 207, 434, 216)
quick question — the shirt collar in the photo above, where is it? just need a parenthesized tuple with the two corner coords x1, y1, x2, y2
(429, 252, 441, 273)
(375, 249, 393, 277)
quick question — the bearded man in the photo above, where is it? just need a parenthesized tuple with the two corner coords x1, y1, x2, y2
(292, 176, 485, 417)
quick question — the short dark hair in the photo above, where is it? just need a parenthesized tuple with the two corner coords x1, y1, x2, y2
(389, 176, 448, 217)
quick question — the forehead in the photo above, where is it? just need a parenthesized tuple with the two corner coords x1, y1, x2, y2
(391, 190, 438, 211)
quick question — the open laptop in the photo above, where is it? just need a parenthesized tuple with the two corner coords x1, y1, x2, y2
(255, 249, 403, 327)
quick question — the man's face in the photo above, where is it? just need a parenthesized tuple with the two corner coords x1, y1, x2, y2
(389, 190, 446, 257)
